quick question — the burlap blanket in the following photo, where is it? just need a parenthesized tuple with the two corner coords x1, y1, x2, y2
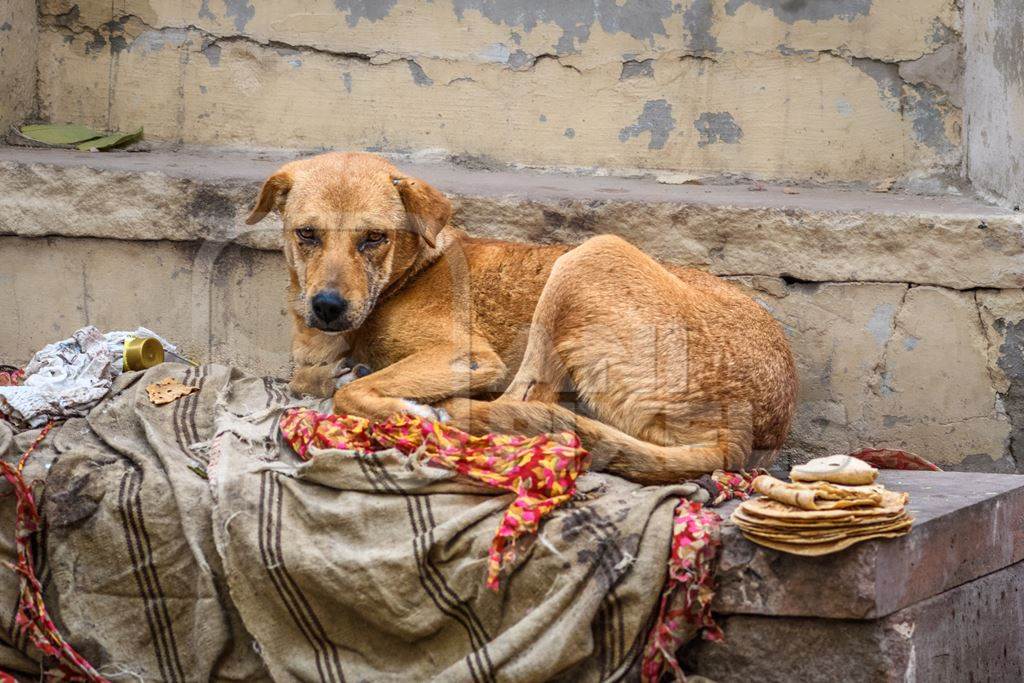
(0, 364, 726, 681)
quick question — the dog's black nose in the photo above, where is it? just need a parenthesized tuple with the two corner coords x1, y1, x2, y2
(311, 290, 348, 326)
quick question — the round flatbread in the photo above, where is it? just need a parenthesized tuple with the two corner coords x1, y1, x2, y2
(751, 474, 883, 510)
(791, 454, 878, 485)
(737, 490, 907, 522)
(734, 516, 913, 543)
(732, 505, 860, 529)
(739, 526, 912, 556)
(731, 503, 904, 525)
(731, 508, 910, 536)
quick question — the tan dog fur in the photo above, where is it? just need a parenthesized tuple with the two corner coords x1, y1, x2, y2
(247, 152, 797, 484)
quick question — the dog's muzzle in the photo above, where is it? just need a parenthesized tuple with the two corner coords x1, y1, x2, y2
(310, 290, 351, 331)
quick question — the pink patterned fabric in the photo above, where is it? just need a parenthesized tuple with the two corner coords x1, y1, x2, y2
(639, 470, 762, 682)
(0, 424, 109, 681)
(0, 369, 23, 388)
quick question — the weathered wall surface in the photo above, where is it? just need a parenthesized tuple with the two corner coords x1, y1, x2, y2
(736, 278, 1024, 472)
(34, 0, 963, 182)
(1, 146, 1021, 473)
(964, 0, 1024, 207)
(0, 237, 293, 380)
(2, 235, 1020, 472)
(0, 0, 37, 130)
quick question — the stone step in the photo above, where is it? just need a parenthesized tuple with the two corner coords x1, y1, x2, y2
(694, 560, 1024, 681)
(1, 146, 1021, 289)
(693, 470, 1024, 681)
(0, 146, 1022, 473)
(714, 470, 1024, 619)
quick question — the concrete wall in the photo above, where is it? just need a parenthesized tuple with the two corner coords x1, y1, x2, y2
(1, 147, 1022, 473)
(0, 0, 37, 130)
(33, 0, 964, 183)
(2, 2, 1022, 475)
(2, 233, 1020, 473)
(0, 237, 293, 380)
(964, 0, 1024, 208)
(744, 279, 1024, 472)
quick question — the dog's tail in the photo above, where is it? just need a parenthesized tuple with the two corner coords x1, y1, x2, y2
(444, 398, 753, 485)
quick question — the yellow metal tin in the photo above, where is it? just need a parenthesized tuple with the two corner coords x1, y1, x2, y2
(123, 336, 164, 371)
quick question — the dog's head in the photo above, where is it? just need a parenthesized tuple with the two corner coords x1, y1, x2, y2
(246, 152, 451, 332)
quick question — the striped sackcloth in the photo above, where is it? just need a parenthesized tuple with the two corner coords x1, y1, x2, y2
(0, 364, 736, 681)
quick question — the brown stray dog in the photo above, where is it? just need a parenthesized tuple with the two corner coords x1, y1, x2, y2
(246, 152, 797, 484)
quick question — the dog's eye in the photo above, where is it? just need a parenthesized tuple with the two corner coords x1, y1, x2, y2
(295, 226, 318, 243)
(360, 231, 387, 249)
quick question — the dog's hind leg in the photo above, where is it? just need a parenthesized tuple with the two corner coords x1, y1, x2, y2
(500, 307, 567, 405)
(443, 397, 750, 484)
(450, 234, 758, 482)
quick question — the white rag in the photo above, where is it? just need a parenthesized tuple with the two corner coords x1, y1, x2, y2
(0, 326, 179, 429)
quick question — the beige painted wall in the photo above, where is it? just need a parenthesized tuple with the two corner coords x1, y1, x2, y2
(0, 0, 37, 130)
(34, 0, 963, 182)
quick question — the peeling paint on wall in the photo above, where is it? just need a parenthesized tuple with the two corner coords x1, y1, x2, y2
(909, 86, 956, 154)
(407, 60, 433, 86)
(507, 49, 534, 70)
(852, 58, 903, 104)
(198, 0, 216, 21)
(898, 43, 963, 108)
(684, 0, 719, 55)
(334, 0, 399, 28)
(725, 0, 874, 23)
(452, 0, 674, 54)
(618, 99, 676, 149)
(132, 29, 191, 55)
(201, 40, 221, 66)
(620, 58, 653, 80)
(31, 0, 968, 183)
(84, 33, 107, 55)
(694, 112, 743, 146)
(223, 0, 256, 32)
(867, 302, 896, 346)
(852, 55, 960, 156)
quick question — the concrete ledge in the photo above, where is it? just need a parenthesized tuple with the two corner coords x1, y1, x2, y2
(713, 470, 1024, 619)
(1, 146, 1022, 289)
(691, 471, 1024, 680)
(693, 558, 1024, 681)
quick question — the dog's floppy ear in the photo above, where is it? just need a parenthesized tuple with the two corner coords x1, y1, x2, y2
(391, 175, 451, 248)
(246, 170, 293, 225)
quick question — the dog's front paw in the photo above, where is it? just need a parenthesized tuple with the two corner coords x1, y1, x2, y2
(289, 364, 335, 397)
(291, 359, 361, 397)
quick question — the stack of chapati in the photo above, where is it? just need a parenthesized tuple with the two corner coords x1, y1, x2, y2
(731, 455, 913, 555)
